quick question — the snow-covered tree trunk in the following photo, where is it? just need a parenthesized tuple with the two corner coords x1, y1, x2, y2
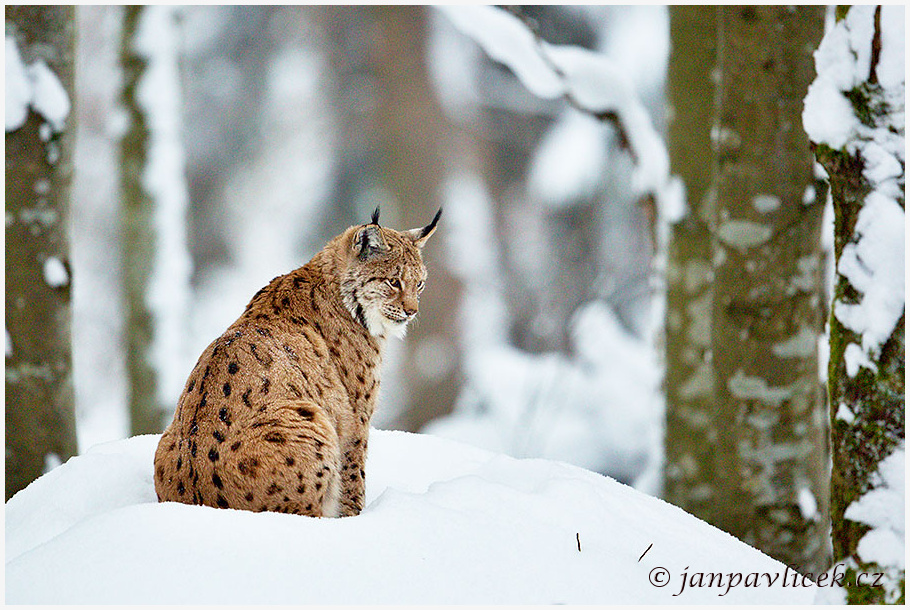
(710, 5, 829, 574)
(5, 5, 78, 499)
(662, 5, 719, 519)
(119, 6, 192, 436)
(805, 6, 905, 603)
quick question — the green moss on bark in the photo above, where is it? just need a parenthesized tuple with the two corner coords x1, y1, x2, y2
(811, 7, 905, 599)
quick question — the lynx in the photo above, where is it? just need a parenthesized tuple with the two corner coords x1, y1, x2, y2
(153, 208, 441, 517)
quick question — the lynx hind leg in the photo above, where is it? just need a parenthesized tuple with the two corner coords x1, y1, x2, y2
(221, 401, 342, 517)
(154, 424, 183, 503)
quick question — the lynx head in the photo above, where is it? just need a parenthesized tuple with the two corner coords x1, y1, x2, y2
(339, 207, 441, 339)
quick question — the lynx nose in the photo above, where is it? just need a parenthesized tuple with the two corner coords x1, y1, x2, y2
(402, 295, 419, 319)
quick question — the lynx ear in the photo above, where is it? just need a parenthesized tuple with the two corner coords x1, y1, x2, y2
(405, 208, 442, 249)
(353, 224, 389, 260)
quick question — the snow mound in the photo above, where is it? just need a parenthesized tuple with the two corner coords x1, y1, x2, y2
(7, 430, 815, 604)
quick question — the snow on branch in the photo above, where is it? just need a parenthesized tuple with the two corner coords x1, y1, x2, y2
(436, 5, 673, 218)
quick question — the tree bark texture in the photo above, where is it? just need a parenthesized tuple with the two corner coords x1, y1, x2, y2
(5, 5, 78, 500)
(119, 5, 164, 436)
(811, 6, 905, 603)
(710, 5, 829, 574)
(662, 5, 719, 517)
(664, 5, 830, 575)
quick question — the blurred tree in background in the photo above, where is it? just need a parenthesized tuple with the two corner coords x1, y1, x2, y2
(662, 2, 719, 542)
(5, 5, 78, 499)
(315, 5, 462, 432)
(120, 5, 161, 436)
(119, 5, 193, 436)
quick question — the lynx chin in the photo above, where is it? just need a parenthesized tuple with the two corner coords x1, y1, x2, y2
(154, 208, 441, 517)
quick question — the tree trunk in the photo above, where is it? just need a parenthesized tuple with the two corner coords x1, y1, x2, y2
(662, 5, 719, 516)
(709, 5, 829, 573)
(664, 6, 830, 574)
(5, 5, 78, 500)
(119, 5, 162, 435)
(809, 6, 905, 603)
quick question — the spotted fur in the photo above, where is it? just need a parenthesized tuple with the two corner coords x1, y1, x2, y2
(154, 209, 440, 517)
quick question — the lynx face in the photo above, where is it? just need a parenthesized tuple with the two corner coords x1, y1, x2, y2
(340, 209, 440, 339)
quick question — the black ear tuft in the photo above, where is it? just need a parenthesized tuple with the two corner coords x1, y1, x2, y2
(406, 208, 442, 248)
(371, 206, 380, 226)
(418, 207, 442, 240)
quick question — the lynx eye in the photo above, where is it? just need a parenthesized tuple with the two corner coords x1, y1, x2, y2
(386, 278, 402, 290)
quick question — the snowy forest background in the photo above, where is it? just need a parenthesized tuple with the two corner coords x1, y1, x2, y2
(45, 5, 671, 484)
(6, 5, 904, 604)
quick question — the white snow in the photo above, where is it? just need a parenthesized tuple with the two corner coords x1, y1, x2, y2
(543, 42, 670, 198)
(427, 302, 659, 483)
(42, 452, 63, 474)
(802, 185, 816, 205)
(877, 6, 906, 90)
(803, 7, 873, 149)
(528, 107, 612, 207)
(844, 444, 906, 570)
(797, 487, 818, 519)
(434, 6, 564, 99)
(5, 34, 32, 131)
(805, 5, 906, 373)
(835, 402, 855, 424)
(596, 5, 669, 102)
(843, 342, 876, 378)
(42, 256, 70, 288)
(436, 5, 670, 205)
(4, 33, 70, 134)
(833, 192, 905, 362)
(6, 430, 817, 604)
(28, 61, 71, 134)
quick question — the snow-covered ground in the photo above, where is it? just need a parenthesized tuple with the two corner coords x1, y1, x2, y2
(6, 429, 818, 604)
